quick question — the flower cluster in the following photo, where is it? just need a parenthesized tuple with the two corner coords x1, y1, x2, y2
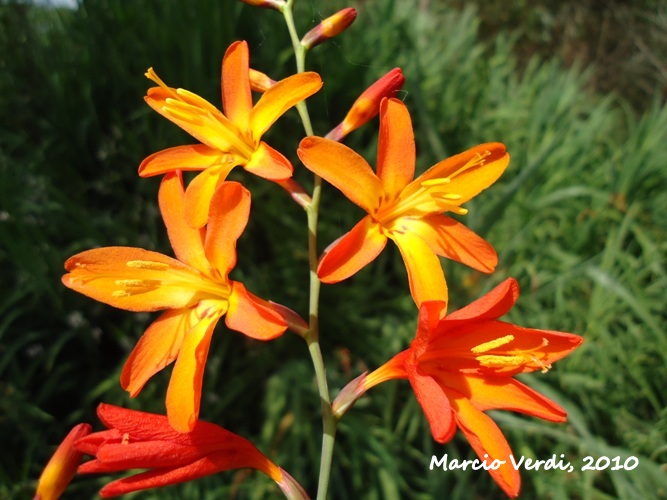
(35, 2, 583, 499)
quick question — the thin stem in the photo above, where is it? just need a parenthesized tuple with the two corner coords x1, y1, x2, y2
(282, 2, 336, 499)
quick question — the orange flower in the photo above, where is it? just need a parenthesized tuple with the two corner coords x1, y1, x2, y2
(362, 278, 583, 497)
(62, 172, 297, 432)
(34, 423, 92, 500)
(298, 98, 509, 306)
(76, 404, 308, 499)
(140, 40, 322, 227)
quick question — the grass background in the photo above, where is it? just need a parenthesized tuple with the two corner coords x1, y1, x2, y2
(1, 0, 666, 498)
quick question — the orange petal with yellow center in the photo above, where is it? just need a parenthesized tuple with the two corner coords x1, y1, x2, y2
(317, 216, 387, 283)
(244, 141, 293, 181)
(406, 142, 509, 205)
(441, 374, 567, 422)
(406, 365, 456, 443)
(138, 144, 224, 178)
(446, 277, 519, 322)
(120, 309, 190, 397)
(447, 393, 521, 498)
(376, 98, 415, 198)
(183, 162, 236, 229)
(250, 72, 323, 142)
(391, 230, 448, 307)
(158, 172, 209, 273)
(226, 282, 287, 340)
(222, 41, 252, 131)
(399, 215, 497, 273)
(62, 247, 203, 312)
(205, 182, 250, 278)
(298, 137, 383, 213)
(428, 319, 583, 375)
(166, 310, 220, 432)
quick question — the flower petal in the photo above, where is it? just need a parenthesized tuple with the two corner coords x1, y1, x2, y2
(250, 72, 323, 141)
(183, 162, 236, 229)
(95, 441, 202, 470)
(445, 374, 567, 422)
(411, 300, 448, 357)
(62, 248, 202, 312)
(166, 313, 220, 432)
(244, 141, 293, 181)
(376, 98, 415, 197)
(144, 87, 245, 153)
(317, 216, 387, 283)
(364, 350, 410, 390)
(407, 142, 509, 204)
(298, 137, 383, 213)
(98, 448, 278, 498)
(447, 393, 521, 498)
(221, 41, 252, 130)
(446, 278, 519, 322)
(226, 282, 287, 340)
(138, 144, 224, 178)
(204, 181, 250, 277)
(406, 365, 456, 443)
(391, 230, 448, 307)
(400, 215, 497, 273)
(120, 309, 189, 397)
(158, 172, 209, 272)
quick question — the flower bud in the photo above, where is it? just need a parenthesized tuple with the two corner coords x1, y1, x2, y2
(34, 423, 92, 500)
(249, 68, 277, 92)
(301, 8, 357, 50)
(238, 0, 285, 10)
(326, 68, 405, 141)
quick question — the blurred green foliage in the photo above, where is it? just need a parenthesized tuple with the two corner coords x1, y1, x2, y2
(1, 0, 666, 499)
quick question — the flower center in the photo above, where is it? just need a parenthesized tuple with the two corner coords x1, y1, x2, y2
(106, 259, 232, 302)
(471, 335, 552, 373)
(372, 150, 491, 226)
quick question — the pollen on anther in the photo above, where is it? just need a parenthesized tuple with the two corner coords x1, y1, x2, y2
(112, 290, 131, 298)
(471, 335, 515, 354)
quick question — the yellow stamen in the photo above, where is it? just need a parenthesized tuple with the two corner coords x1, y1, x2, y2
(471, 335, 515, 354)
(145, 68, 179, 100)
(176, 88, 222, 116)
(447, 150, 491, 179)
(476, 354, 526, 368)
(126, 260, 169, 271)
(421, 178, 451, 187)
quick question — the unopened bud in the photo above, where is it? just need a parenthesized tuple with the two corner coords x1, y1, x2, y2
(301, 8, 357, 50)
(238, 0, 285, 10)
(249, 68, 277, 92)
(34, 423, 92, 500)
(326, 68, 405, 141)
(332, 372, 368, 419)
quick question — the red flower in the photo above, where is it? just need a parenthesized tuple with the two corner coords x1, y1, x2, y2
(360, 278, 583, 497)
(76, 404, 308, 499)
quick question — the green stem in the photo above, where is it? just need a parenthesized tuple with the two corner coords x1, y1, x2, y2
(282, 3, 336, 499)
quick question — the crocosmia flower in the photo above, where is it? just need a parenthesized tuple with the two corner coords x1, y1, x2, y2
(140, 40, 322, 227)
(76, 404, 308, 499)
(34, 423, 92, 500)
(62, 172, 292, 432)
(361, 278, 584, 497)
(298, 97, 509, 306)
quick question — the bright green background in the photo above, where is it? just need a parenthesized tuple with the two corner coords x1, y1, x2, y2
(1, 0, 666, 498)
